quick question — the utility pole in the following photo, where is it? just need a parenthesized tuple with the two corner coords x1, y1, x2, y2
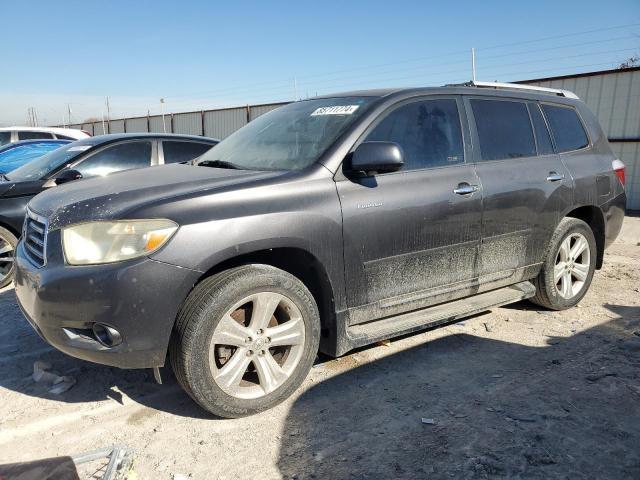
(471, 47, 477, 82)
(67, 103, 72, 126)
(105, 96, 111, 134)
(160, 98, 166, 133)
(293, 77, 298, 101)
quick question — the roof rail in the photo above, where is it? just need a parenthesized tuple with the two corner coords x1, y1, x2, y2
(447, 80, 580, 99)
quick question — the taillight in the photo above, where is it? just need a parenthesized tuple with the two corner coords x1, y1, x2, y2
(612, 159, 625, 186)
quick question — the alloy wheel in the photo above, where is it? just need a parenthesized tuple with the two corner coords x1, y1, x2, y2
(554, 232, 590, 299)
(0, 236, 14, 285)
(209, 292, 306, 400)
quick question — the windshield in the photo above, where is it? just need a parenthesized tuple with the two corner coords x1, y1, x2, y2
(196, 96, 376, 171)
(7, 140, 97, 181)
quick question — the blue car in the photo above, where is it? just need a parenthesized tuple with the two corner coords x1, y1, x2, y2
(0, 139, 71, 174)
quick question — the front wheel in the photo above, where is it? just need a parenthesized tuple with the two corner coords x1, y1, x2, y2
(0, 227, 17, 289)
(530, 217, 597, 310)
(170, 264, 320, 418)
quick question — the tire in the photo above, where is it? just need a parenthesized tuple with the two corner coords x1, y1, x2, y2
(0, 227, 17, 289)
(170, 264, 321, 418)
(530, 217, 597, 310)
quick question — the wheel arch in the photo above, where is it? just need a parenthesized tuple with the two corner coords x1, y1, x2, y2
(191, 247, 338, 343)
(0, 219, 20, 238)
(564, 205, 605, 269)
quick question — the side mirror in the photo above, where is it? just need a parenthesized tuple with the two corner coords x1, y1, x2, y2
(44, 169, 83, 188)
(350, 142, 404, 175)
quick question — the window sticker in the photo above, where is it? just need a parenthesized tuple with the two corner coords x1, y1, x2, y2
(310, 105, 360, 116)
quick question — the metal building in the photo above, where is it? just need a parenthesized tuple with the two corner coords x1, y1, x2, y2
(521, 67, 640, 211)
(63, 67, 638, 210)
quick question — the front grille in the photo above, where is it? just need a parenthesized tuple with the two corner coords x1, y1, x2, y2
(23, 209, 48, 267)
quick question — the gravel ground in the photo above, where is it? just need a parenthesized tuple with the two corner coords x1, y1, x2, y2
(0, 216, 639, 479)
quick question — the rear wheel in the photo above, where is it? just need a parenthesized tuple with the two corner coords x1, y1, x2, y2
(170, 264, 320, 418)
(0, 227, 17, 289)
(530, 217, 596, 310)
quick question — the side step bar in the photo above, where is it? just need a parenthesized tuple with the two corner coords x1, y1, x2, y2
(342, 281, 535, 354)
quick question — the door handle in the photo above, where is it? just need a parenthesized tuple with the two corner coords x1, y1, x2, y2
(546, 172, 565, 182)
(453, 183, 479, 195)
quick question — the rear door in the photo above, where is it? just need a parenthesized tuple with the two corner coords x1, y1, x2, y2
(337, 96, 482, 317)
(466, 97, 572, 280)
(160, 140, 215, 164)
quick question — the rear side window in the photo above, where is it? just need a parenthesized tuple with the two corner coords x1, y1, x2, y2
(364, 98, 464, 170)
(0, 132, 10, 146)
(528, 103, 554, 155)
(75, 141, 151, 178)
(163, 141, 214, 164)
(18, 131, 54, 140)
(541, 104, 589, 153)
(471, 99, 536, 161)
(55, 134, 77, 140)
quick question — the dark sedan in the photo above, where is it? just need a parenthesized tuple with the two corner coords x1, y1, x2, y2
(0, 133, 218, 287)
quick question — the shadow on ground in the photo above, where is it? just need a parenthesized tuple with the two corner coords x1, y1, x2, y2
(0, 288, 210, 420)
(276, 307, 640, 479)
(2, 284, 640, 478)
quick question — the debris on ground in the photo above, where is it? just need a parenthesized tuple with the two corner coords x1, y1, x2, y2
(50, 376, 77, 394)
(377, 339, 391, 347)
(32, 361, 76, 394)
(32, 361, 58, 383)
(585, 372, 617, 382)
(0, 445, 134, 480)
(483, 323, 493, 332)
(421, 418, 435, 424)
(72, 445, 134, 480)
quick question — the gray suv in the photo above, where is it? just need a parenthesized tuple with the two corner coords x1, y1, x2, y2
(14, 83, 626, 418)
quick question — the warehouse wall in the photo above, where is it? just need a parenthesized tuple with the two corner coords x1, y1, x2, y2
(523, 67, 640, 210)
(63, 68, 638, 209)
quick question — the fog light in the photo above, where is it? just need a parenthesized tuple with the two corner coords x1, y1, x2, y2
(92, 323, 123, 347)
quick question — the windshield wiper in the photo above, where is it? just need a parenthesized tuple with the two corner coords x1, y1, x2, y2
(197, 160, 242, 170)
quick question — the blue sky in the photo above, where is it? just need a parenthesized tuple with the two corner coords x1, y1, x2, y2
(1, 0, 638, 125)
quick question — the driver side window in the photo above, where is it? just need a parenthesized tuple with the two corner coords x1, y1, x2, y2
(75, 141, 152, 178)
(364, 99, 464, 171)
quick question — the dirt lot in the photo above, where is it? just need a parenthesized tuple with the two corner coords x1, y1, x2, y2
(1, 217, 639, 479)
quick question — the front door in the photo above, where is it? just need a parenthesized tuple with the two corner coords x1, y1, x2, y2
(337, 97, 483, 322)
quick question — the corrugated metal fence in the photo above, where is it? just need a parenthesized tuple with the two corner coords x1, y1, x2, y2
(522, 67, 640, 210)
(68, 102, 289, 140)
(66, 68, 639, 209)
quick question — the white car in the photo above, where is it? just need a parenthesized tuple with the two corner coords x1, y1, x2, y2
(0, 127, 90, 146)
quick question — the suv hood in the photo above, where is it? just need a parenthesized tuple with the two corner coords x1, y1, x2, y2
(29, 164, 282, 230)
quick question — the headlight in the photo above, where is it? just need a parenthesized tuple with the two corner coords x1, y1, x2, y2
(62, 219, 178, 265)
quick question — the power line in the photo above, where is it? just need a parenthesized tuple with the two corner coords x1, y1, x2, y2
(165, 23, 640, 99)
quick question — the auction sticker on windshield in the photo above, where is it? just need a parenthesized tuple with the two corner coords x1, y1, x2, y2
(311, 105, 360, 116)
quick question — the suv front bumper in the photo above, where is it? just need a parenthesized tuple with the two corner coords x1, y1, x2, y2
(14, 240, 201, 369)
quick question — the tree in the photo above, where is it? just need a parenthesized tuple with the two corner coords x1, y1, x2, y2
(618, 56, 639, 69)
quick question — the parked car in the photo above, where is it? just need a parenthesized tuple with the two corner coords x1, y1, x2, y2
(0, 133, 218, 287)
(0, 127, 90, 146)
(0, 140, 71, 174)
(13, 83, 625, 417)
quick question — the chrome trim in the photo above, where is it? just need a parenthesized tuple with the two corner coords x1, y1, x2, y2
(24, 208, 48, 268)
